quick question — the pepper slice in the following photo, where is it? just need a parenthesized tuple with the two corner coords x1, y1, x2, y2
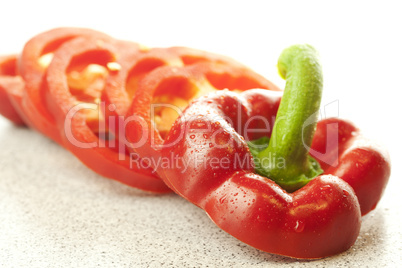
(102, 46, 266, 144)
(45, 36, 170, 193)
(101, 47, 176, 142)
(18, 27, 111, 143)
(0, 55, 27, 125)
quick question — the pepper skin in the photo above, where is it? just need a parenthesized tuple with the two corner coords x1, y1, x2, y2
(311, 118, 390, 215)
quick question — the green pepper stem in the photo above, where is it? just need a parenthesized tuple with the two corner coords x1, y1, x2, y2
(257, 44, 323, 192)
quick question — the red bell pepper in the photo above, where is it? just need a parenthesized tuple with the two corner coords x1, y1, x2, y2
(18, 27, 111, 143)
(101, 47, 174, 143)
(44, 36, 171, 193)
(125, 45, 390, 258)
(0, 55, 27, 125)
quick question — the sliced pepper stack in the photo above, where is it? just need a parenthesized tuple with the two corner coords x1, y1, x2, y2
(0, 28, 276, 194)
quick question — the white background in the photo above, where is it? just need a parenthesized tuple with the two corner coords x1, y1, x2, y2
(0, 1, 401, 267)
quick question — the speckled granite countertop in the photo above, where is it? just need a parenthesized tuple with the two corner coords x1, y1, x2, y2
(0, 118, 400, 267)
